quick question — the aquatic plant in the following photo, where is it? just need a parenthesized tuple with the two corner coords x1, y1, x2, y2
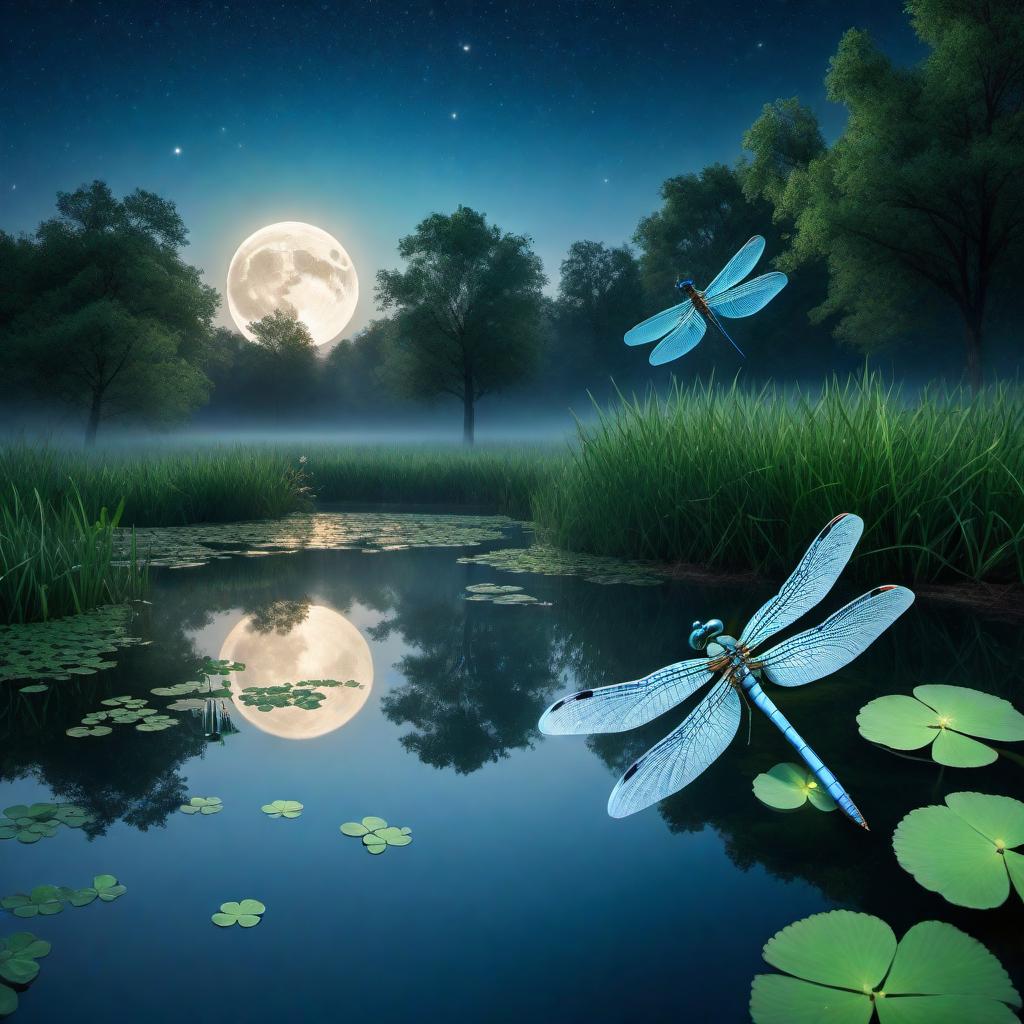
(0, 483, 146, 625)
(340, 817, 413, 854)
(211, 899, 265, 928)
(116, 511, 518, 568)
(66, 698, 178, 736)
(0, 604, 143, 682)
(463, 583, 549, 605)
(533, 374, 1024, 585)
(752, 763, 836, 812)
(16, 686, 46, 694)
(858, 685, 1024, 767)
(457, 545, 662, 585)
(0, 932, 50, 1017)
(237, 679, 361, 712)
(179, 797, 223, 816)
(261, 800, 303, 819)
(1, 876, 124, 918)
(893, 792, 1024, 909)
(0, 804, 92, 843)
(749, 910, 1020, 1023)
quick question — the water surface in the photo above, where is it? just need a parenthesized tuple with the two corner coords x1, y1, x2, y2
(2, 513, 1021, 1021)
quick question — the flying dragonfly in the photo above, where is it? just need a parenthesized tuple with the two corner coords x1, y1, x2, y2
(539, 514, 914, 828)
(624, 235, 787, 364)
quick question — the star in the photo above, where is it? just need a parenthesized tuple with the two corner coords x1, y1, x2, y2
(173, 146, 182, 155)
(756, 41, 764, 49)
(450, 112, 458, 120)
(462, 43, 470, 52)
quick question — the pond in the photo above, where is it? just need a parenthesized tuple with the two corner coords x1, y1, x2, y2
(1, 510, 1021, 1022)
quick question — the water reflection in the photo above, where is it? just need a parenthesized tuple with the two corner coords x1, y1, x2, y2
(219, 604, 373, 739)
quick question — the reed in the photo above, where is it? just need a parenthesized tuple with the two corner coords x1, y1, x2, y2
(0, 486, 146, 624)
(531, 374, 1024, 584)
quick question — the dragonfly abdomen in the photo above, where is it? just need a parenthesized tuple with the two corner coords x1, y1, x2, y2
(740, 672, 868, 829)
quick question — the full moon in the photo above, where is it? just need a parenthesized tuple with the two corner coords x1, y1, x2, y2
(226, 221, 359, 346)
(218, 605, 374, 740)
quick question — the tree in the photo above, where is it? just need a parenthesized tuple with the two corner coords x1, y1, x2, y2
(3, 181, 218, 441)
(753, 2, 1024, 389)
(376, 206, 545, 444)
(321, 318, 395, 418)
(552, 241, 644, 386)
(245, 310, 318, 421)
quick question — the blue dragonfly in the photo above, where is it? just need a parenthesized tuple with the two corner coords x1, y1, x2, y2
(539, 514, 914, 828)
(624, 235, 787, 364)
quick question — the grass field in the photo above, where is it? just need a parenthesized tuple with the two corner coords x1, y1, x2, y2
(1, 372, 1021, 623)
(534, 375, 1024, 584)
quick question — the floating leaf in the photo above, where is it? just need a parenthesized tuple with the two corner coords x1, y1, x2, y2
(0, 887, 63, 919)
(0, 930, 50, 1014)
(0, 803, 93, 845)
(0, 604, 140, 682)
(750, 910, 1021, 1024)
(261, 800, 303, 819)
(66, 726, 113, 738)
(752, 763, 837, 813)
(340, 817, 413, 855)
(179, 797, 223, 816)
(167, 698, 206, 711)
(92, 875, 126, 902)
(211, 899, 265, 928)
(17, 685, 47, 694)
(857, 685, 1024, 767)
(893, 791, 1024, 909)
(457, 544, 662, 586)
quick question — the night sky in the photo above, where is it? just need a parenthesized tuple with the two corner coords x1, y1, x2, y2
(3, 1, 922, 336)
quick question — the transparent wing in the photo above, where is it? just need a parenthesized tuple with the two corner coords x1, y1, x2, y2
(703, 235, 765, 299)
(624, 300, 694, 347)
(539, 659, 713, 735)
(755, 585, 915, 687)
(706, 272, 788, 318)
(649, 310, 707, 365)
(607, 679, 741, 818)
(740, 513, 864, 651)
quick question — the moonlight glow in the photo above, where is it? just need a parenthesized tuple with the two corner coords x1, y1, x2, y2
(226, 221, 359, 346)
(218, 605, 373, 740)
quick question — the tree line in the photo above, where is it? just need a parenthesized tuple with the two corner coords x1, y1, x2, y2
(1, 0, 1019, 443)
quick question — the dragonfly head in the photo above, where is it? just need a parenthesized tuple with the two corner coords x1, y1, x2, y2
(675, 277, 695, 291)
(689, 618, 724, 651)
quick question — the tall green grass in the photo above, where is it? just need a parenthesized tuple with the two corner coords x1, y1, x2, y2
(0, 487, 146, 624)
(532, 375, 1024, 584)
(0, 443, 557, 525)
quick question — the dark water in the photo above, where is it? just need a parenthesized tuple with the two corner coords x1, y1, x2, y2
(2, 517, 1022, 1022)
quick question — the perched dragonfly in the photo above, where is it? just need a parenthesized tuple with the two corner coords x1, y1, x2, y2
(539, 514, 914, 828)
(624, 235, 787, 364)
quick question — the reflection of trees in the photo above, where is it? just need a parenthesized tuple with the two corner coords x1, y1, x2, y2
(373, 575, 562, 773)
(247, 596, 311, 634)
(0, 671, 205, 835)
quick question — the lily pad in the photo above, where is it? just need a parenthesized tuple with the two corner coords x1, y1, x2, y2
(17, 685, 47, 694)
(166, 698, 206, 712)
(92, 875, 126, 902)
(857, 685, 1024, 767)
(0, 803, 93, 844)
(65, 726, 113, 738)
(179, 797, 223, 816)
(211, 899, 265, 928)
(340, 817, 413, 854)
(118, 511, 515, 567)
(0, 604, 141, 682)
(750, 910, 1021, 1024)
(261, 800, 303, 819)
(0, 887, 63, 919)
(0, 931, 50, 1014)
(752, 763, 837, 813)
(893, 791, 1024, 909)
(456, 543, 662, 586)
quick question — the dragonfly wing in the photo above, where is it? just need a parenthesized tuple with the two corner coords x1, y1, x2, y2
(756, 585, 915, 687)
(624, 300, 694, 347)
(706, 272, 788, 318)
(703, 236, 766, 299)
(740, 513, 864, 651)
(649, 309, 707, 365)
(607, 679, 741, 818)
(539, 659, 713, 735)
